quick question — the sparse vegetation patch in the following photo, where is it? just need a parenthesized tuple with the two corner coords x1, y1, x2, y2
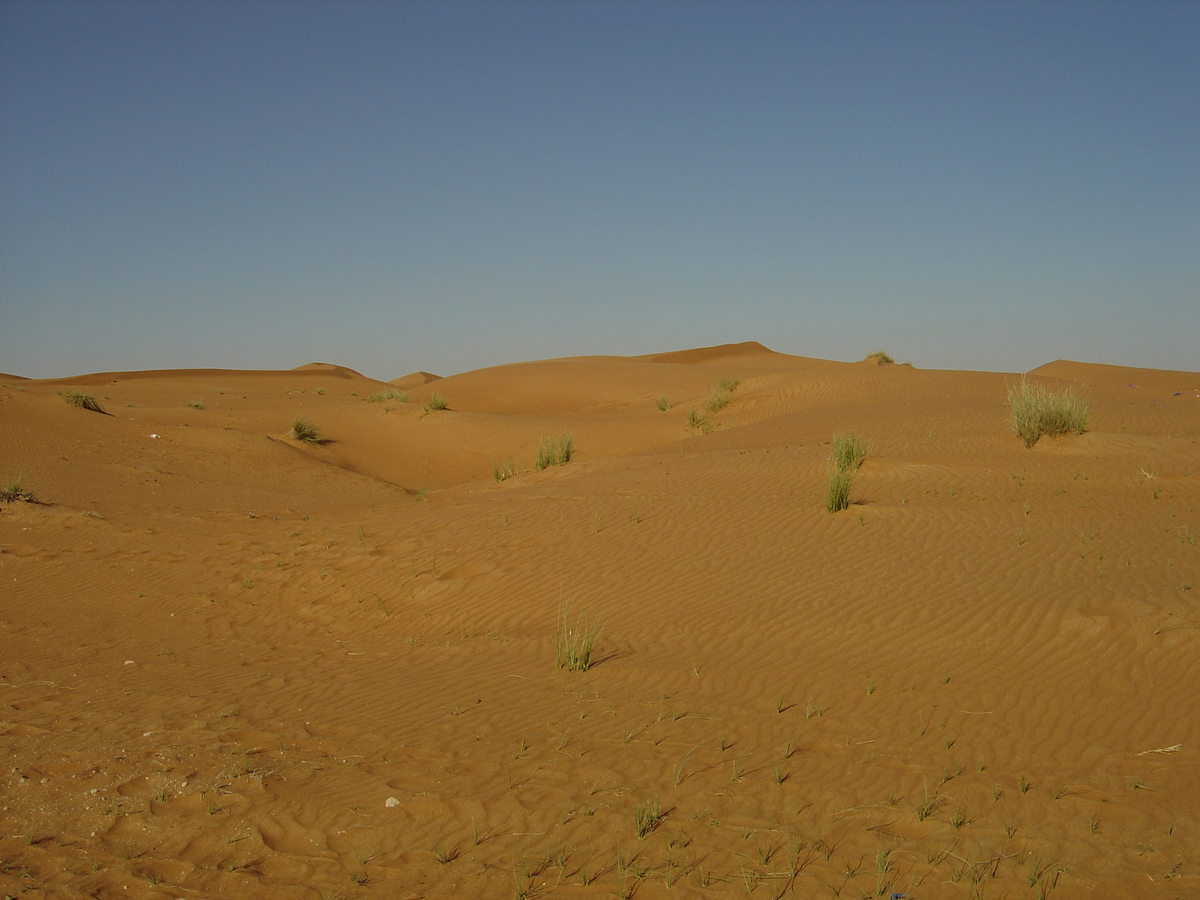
(865, 350, 895, 366)
(62, 389, 103, 413)
(554, 602, 599, 672)
(716, 375, 740, 392)
(831, 431, 870, 474)
(1, 474, 34, 504)
(1007, 379, 1089, 448)
(825, 470, 852, 513)
(536, 433, 573, 470)
(368, 389, 408, 403)
(633, 797, 664, 838)
(423, 393, 449, 411)
(289, 417, 320, 443)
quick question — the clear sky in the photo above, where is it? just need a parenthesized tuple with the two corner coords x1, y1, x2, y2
(1, 0, 1197, 381)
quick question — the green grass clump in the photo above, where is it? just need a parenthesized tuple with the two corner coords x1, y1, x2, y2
(825, 470, 852, 513)
(423, 393, 449, 411)
(865, 350, 895, 366)
(1007, 380, 1088, 448)
(1, 474, 34, 504)
(554, 603, 599, 672)
(289, 417, 320, 443)
(492, 460, 516, 482)
(655, 395, 672, 412)
(62, 389, 103, 413)
(536, 432, 573, 470)
(368, 389, 408, 403)
(831, 431, 870, 474)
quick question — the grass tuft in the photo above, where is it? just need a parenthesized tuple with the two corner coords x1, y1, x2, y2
(492, 460, 516, 482)
(716, 375, 740, 392)
(536, 432, 573, 470)
(865, 350, 894, 366)
(1, 474, 34, 504)
(423, 393, 449, 411)
(825, 471, 852, 513)
(62, 389, 103, 413)
(186, 400, 205, 410)
(705, 392, 729, 413)
(655, 395, 671, 412)
(1007, 379, 1089, 448)
(554, 602, 599, 672)
(289, 418, 320, 443)
(633, 797, 664, 838)
(831, 431, 870, 474)
(368, 389, 409, 403)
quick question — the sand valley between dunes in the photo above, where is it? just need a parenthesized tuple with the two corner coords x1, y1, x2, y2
(1, 341, 1198, 900)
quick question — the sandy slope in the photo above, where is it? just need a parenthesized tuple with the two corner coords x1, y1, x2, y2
(1, 345, 1198, 899)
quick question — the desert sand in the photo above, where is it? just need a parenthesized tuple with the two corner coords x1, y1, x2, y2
(1, 341, 1197, 899)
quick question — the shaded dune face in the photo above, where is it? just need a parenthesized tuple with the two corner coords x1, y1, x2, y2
(1, 344, 1198, 898)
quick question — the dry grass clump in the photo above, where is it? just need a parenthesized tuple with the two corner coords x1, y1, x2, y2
(368, 389, 409, 403)
(655, 395, 672, 412)
(1, 474, 34, 504)
(289, 417, 320, 443)
(62, 389, 103, 413)
(1007, 380, 1089, 448)
(422, 393, 449, 411)
(633, 797, 664, 838)
(554, 603, 599, 672)
(865, 350, 895, 366)
(492, 460, 516, 482)
(536, 433, 573, 470)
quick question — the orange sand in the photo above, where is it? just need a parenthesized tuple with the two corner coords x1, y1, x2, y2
(1, 342, 1197, 899)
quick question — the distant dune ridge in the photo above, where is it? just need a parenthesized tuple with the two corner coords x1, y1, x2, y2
(1, 342, 1198, 898)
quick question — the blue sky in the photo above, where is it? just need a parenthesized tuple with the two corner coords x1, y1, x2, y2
(1, 0, 1197, 380)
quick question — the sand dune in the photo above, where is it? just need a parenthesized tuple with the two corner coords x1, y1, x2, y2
(1, 344, 1197, 898)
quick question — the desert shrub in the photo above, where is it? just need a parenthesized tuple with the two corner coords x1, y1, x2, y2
(63, 389, 103, 413)
(1007, 380, 1088, 448)
(655, 395, 671, 412)
(685, 408, 707, 429)
(831, 431, 870, 474)
(368, 389, 408, 403)
(186, 400, 205, 410)
(289, 417, 320, 443)
(0, 474, 34, 504)
(492, 460, 516, 482)
(706, 391, 730, 413)
(423, 393, 449, 411)
(865, 351, 895, 366)
(716, 376, 740, 392)
(825, 470, 853, 513)
(536, 432, 573, 470)
(554, 603, 599, 672)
